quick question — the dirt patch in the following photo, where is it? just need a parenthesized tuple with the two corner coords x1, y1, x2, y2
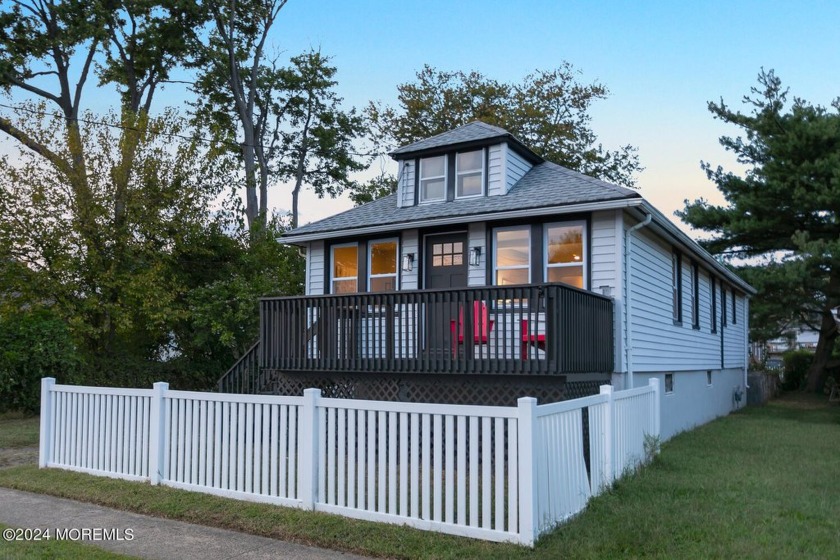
(0, 446, 38, 468)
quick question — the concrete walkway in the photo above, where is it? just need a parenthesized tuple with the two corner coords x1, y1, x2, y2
(0, 488, 368, 560)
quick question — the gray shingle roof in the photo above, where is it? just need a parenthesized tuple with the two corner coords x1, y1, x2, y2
(285, 162, 640, 239)
(389, 121, 531, 158)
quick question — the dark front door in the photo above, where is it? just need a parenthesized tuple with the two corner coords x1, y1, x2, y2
(425, 233, 468, 289)
(424, 233, 468, 358)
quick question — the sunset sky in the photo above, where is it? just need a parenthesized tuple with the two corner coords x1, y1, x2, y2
(266, 0, 840, 234)
(3, 1, 839, 237)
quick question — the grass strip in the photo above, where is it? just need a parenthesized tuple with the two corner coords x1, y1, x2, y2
(0, 393, 837, 559)
(0, 414, 40, 448)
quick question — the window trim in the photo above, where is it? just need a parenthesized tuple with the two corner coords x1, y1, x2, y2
(732, 291, 737, 324)
(543, 220, 587, 289)
(419, 155, 447, 204)
(367, 237, 399, 292)
(691, 262, 700, 329)
(672, 251, 682, 325)
(330, 242, 359, 294)
(722, 286, 728, 327)
(493, 225, 531, 286)
(454, 148, 485, 199)
(711, 276, 717, 333)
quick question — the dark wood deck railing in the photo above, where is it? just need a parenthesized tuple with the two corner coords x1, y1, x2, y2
(260, 283, 613, 376)
(217, 341, 264, 393)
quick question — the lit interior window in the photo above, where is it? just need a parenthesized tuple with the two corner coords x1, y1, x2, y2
(494, 227, 530, 285)
(369, 240, 397, 292)
(332, 245, 358, 294)
(545, 223, 584, 288)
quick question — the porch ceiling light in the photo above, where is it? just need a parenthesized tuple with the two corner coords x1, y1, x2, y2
(469, 246, 482, 267)
(402, 253, 415, 272)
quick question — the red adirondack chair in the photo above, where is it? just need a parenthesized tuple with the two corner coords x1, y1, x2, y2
(520, 318, 546, 360)
(450, 301, 495, 355)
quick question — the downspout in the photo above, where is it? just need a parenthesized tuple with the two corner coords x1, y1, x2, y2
(624, 213, 652, 389)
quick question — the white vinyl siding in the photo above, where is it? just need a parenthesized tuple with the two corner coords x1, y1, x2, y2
(505, 148, 531, 193)
(723, 292, 747, 368)
(591, 211, 623, 372)
(625, 216, 720, 371)
(397, 160, 415, 208)
(306, 241, 325, 295)
(590, 211, 618, 295)
(487, 144, 505, 196)
(400, 229, 419, 290)
(468, 222, 487, 287)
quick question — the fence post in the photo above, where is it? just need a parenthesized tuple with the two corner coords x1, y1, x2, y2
(599, 384, 614, 487)
(299, 388, 321, 510)
(648, 378, 661, 442)
(517, 396, 539, 547)
(38, 377, 56, 468)
(149, 382, 169, 485)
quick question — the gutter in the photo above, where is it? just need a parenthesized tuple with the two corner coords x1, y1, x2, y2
(625, 213, 653, 389)
(282, 197, 645, 244)
(637, 201, 756, 296)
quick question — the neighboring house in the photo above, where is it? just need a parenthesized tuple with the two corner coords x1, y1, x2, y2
(221, 121, 755, 439)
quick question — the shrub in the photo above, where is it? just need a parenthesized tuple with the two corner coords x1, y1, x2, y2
(0, 309, 80, 413)
(781, 349, 813, 391)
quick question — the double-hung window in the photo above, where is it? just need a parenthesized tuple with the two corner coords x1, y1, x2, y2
(545, 222, 585, 288)
(455, 150, 483, 198)
(690, 263, 700, 329)
(419, 155, 446, 203)
(722, 286, 728, 327)
(494, 226, 530, 285)
(672, 252, 682, 323)
(368, 239, 398, 292)
(711, 276, 717, 333)
(331, 244, 358, 294)
(732, 291, 737, 324)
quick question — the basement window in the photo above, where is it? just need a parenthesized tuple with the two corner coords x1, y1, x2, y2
(664, 373, 674, 394)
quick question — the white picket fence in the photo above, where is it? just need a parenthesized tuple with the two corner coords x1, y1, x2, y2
(39, 377, 660, 546)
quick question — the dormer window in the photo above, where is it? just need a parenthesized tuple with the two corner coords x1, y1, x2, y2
(419, 155, 446, 203)
(456, 149, 484, 198)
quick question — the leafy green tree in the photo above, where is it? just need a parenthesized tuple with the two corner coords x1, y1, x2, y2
(0, 309, 80, 413)
(276, 51, 368, 227)
(192, 0, 287, 230)
(349, 172, 398, 207)
(367, 63, 642, 190)
(0, 109, 231, 371)
(679, 69, 840, 392)
(193, 0, 368, 230)
(0, 0, 208, 357)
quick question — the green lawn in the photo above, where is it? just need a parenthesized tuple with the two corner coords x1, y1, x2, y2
(0, 393, 837, 559)
(0, 523, 138, 559)
(0, 413, 40, 449)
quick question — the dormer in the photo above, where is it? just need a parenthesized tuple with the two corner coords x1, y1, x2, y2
(390, 121, 543, 208)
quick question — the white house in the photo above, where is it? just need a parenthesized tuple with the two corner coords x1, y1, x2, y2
(221, 121, 754, 440)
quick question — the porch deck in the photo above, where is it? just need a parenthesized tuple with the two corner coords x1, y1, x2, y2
(260, 283, 613, 376)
